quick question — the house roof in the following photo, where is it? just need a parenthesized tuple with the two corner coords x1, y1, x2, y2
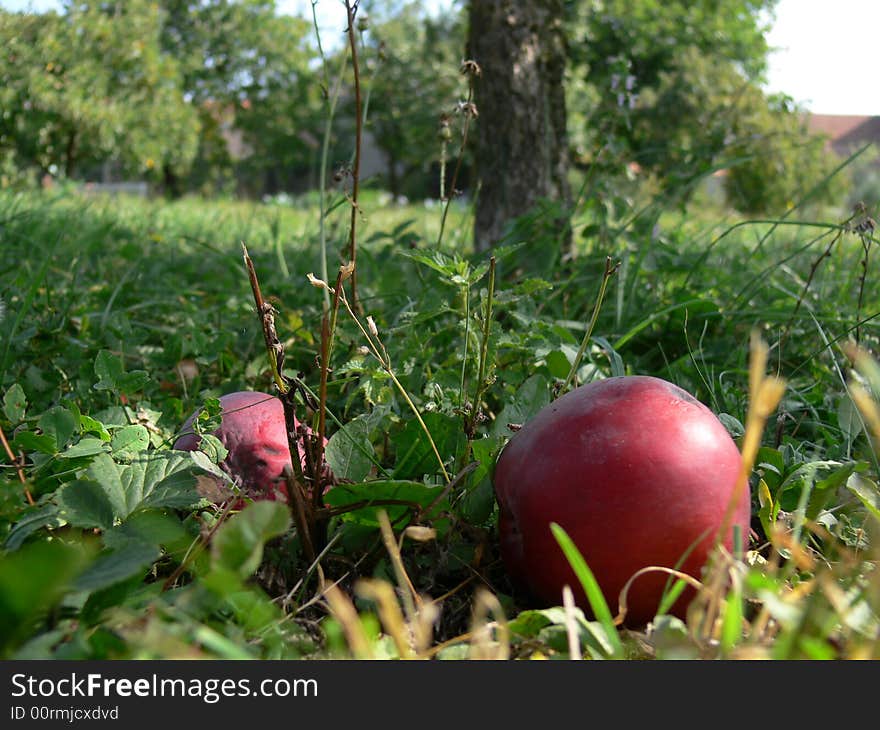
(807, 114, 880, 157)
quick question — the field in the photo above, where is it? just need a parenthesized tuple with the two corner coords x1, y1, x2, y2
(1, 181, 878, 660)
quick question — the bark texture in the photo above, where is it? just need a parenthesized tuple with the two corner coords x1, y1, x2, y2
(467, 0, 571, 252)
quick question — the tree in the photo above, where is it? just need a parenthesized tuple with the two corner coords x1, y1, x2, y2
(356, 2, 464, 199)
(567, 0, 840, 213)
(0, 2, 200, 183)
(467, 0, 572, 252)
(158, 0, 320, 197)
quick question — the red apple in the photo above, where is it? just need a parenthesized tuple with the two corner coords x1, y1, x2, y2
(493, 375, 749, 625)
(174, 391, 321, 504)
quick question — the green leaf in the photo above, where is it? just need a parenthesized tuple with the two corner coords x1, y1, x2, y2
(93, 349, 124, 391)
(5, 505, 66, 551)
(79, 414, 112, 441)
(0, 540, 89, 653)
(38, 405, 78, 451)
(550, 522, 624, 658)
(3, 384, 27, 423)
(60, 437, 112, 459)
(846, 473, 880, 522)
(193, 433, 228, 464)
(325, 417, 375, 482)
(111, 425, 150, 457)
(490, 374, 551, 437)
(508, 606, 619, 660)
(73, 540, 161, 593)
(83, 451, 206, 521)
(393, 412, 464, 480)
(324, 479, 447, 527)
(545, 349, 571, 379)
(11, 431, 58, 455)
(93, 349, 149, 393)
(459, 436, 503, 524)
(56, 479, 117, 530)
(212, 501, 291, 579)
(103, 510, 190, 556)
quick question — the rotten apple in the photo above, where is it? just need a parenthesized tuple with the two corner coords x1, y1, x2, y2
(174, 390, 321, 504)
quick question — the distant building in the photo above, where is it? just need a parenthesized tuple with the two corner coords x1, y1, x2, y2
(807, 114, 880, 164)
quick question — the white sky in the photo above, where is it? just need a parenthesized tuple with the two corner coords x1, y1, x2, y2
(3, 0, 879, 116)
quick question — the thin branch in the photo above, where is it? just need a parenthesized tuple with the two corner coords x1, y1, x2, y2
(0, 425, 33, 505)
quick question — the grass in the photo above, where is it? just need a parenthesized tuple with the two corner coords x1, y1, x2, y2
(0, 181, 878, 660)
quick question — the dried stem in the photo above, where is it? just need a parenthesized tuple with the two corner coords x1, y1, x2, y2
(438, 62, 479, 248)
(345, 0, 362, 312)
(242, 243, 287, 395)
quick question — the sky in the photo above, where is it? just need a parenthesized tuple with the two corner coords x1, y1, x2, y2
(2, 0, 879, 116)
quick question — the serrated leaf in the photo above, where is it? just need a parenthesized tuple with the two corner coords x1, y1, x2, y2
(212, 501, 291, 579)
(56, 479, 117, 530)
(79, 451, 208, 525)
(3, 384, 26, 423)
(194, 433, 228, 464)
(111, 425, 150, 457)
(123, 452, 207, 513)
(325, 417, 375, 482)
(103, 510, 190, 554)
(185, 448, 231, 482)
(73, 540, 161, 593)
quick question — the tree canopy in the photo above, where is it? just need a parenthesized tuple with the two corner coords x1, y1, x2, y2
(0, 0, 846, 214)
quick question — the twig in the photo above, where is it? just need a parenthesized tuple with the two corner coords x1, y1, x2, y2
(0, 425, 33, 505)
(242, 243, 287, 395)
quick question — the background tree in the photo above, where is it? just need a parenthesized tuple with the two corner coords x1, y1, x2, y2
(0, 2, 200, 182)
(567, 0, 840, 214)
(158, 0, 319, 196)
(356, 2, 464, 199)
(467, 0, 572, 251)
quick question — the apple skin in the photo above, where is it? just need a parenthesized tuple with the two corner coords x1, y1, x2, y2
(493, 375, 749, 625)
(174, 391, 319, 504)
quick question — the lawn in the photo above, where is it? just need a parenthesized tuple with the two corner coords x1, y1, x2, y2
(0, 183, 878, 659)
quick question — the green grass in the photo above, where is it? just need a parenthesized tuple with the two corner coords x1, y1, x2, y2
(0, 184, 878, 660)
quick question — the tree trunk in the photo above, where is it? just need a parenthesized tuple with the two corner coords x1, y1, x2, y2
(467, 0, 571, 252)
(64, 129, 78, 179)
(162, 163, 183, 198)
